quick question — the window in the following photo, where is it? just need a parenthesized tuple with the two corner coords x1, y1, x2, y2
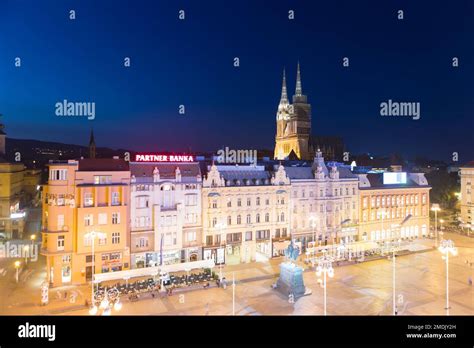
(280, 212, 285, 222)
(227, 199, 232, 207)
(112, 212, 120, 224)
(94, 175, 112, 185)
(186, 231, 197, 242)
(84, 192, 93, 207)
(247, 198, 251, 206)
(282, 228, 287, 237)
(57, 214, 65, 229)
(246, 214, 251, 224)
(266, 198, 270, 205)
(111, 192, 120, 205)
(245, 231, 252, 241)
(185, 194, 198, 206)
(84, 214, 93, 226)
(57, 235, 65, 250)
(256, 197, 260, 206)
(275, 229, 280, 238)
(137, 238, 148, 248)
(98, 213, 107, 225)
(50, 169, 67, 181)
(112, 232, 120, 244)
(98, 234, 107, 246)
(227, 215, 232, 225)
(237, 215, 242, 224)
(84, 235, 92, 247)
(212, 200, 218, 209)
(237, 198, 242, 207)
(136, 196, 149, 208)
(212, 218, 217, 227)
(256, 213, 260, 223)
(57, 194, 65, 206)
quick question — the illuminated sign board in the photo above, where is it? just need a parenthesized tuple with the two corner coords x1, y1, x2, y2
(135, 154, 194, 162)
(383, 172, 407, 185)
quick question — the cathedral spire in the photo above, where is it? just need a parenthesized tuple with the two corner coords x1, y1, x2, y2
(295, 61, 302, 96)
(279, 68, 289, 105)
(89, 128, 96, 159)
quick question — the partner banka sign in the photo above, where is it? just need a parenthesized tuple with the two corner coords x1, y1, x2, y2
(134, 154, 194, 162)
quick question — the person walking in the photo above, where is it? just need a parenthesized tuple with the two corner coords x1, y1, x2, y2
(468, 276, 472, 286)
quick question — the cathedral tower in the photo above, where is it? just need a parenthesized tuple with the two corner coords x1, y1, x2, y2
(274, 63, 312, 160)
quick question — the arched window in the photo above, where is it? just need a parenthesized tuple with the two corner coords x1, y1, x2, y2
(256, 213, 260, 223)
(265, 213, 270, 222)
(280, 212, 285, 222)
(246, 214, 251, 224)
(237, 215, 241, 224)
(227, 215, 232, 225)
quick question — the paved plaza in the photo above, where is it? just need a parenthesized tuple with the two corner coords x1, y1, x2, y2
(1, 232, 473, 316)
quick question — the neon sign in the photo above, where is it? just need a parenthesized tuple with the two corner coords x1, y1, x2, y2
(135, 154, 194, 162)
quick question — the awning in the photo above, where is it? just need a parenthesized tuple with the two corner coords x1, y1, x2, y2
(93, 259, 215, 283)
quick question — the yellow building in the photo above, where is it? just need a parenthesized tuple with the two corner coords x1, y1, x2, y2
(357, 171, 431, 241)
(0, 161, 26, 239)
(41, 158, 130, 287)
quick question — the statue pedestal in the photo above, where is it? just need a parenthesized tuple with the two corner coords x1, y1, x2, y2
(276, 262, 309, 300)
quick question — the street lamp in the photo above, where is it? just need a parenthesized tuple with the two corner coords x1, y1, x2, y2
(30, 234, 36, 248)
(316, 251, 335, 316)
(215, 221, 227, 280)
(431, 204, 441, 247)
(309, 216, 317, 267)
(24, 245, 29, 265)
(438, 239, 457, 316)
(14, 260, 21, 283)
(84, 231, 106, 315)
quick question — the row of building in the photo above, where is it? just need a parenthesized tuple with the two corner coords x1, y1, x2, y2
(41, 151, 432, 287)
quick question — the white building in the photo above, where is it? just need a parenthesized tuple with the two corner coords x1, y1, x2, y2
(129, 161, 202, 267)
(202, 163, 291, 264)
(459, 162, 474, 230)
(284, 149, 359, 248)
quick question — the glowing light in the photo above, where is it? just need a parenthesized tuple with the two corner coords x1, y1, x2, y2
(134, 154, 194, 162)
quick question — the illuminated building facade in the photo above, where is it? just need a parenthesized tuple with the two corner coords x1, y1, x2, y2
(129, 158, 202, 267)
(42, 158, 131, 287)
(285, 149, 359, 248)
(459, 162, 474, 228)
(357, 170, 431, 242)
(202, 163, 291, 264)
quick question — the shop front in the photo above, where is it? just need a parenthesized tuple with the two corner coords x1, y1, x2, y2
(203, 246, 225, 265)
(272, 237, 291, 257)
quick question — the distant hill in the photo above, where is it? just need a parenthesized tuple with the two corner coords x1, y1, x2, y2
(5, 138, 132, 168)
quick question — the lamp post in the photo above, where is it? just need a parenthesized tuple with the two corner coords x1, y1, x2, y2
(431, 204, 441, 247)
(14, 260, 20, 283)
(438, 239, 457, 316)
(316, 251, 335, 316)
(30, 234, 36, 248)
(215, 221, 227, 280)
(309, 216, 317, 267)
(232, 272, 236, 315)
(85, 231, 106, 315)
(24, 245, 29, 265)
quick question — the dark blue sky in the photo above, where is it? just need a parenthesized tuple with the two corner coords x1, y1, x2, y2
(0, 0, 473, 161)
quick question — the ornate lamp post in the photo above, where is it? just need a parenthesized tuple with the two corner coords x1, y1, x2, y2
(316, 251, 335, 316)
(85, 231, 106, 315)
(309, 216, 317, 266)
(14, 260, 21, 283)
(438, 239, 457, 316)
(431, 204, 441, 247)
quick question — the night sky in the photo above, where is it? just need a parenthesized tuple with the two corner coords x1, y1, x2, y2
(0, 0, 473, 161)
